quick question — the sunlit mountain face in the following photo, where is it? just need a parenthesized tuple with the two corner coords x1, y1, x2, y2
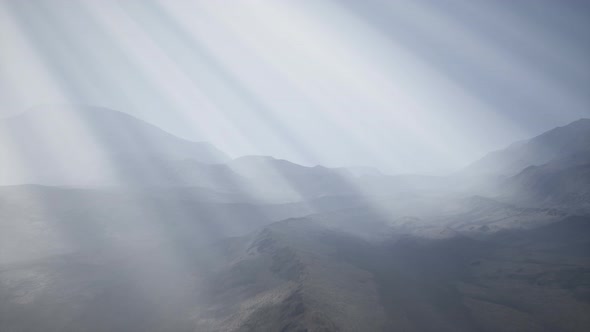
(1, 1, 589, 332)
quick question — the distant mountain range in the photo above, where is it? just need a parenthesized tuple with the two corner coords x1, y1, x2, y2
(1, 106, 589, 331)
(2, 106, 589, 200)
(465, 118, 590, 177)
(0, 105, 228, 186)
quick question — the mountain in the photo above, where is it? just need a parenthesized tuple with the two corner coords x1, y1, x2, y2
(145, 155, 393, 202)
(189, 214, 590, 331)
(464, 118, 590, 177)
(500, 155, 590, 213)
(225, 156, 364, 200)
(2, 204, 587, 331)
(0, 106, 392, 201)
(0, 183, 384, 265)
(2, 112, 590, 331)
(0, 105, 229, 185)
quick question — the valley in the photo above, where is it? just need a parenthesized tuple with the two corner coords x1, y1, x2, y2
(0, 106, 589, 331)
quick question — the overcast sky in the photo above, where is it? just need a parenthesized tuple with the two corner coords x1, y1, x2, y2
(1, 0, 589, 174)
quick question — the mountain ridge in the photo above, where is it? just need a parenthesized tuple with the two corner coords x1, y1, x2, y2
(0, 105, 229, 186)
(464, 117, 590, 177)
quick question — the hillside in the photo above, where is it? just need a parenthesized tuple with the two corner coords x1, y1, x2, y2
(3, 210, 587, 332)
(1, 116, 590, 331)
(464, 118, 590, 177)
(0, 105, 229, 185)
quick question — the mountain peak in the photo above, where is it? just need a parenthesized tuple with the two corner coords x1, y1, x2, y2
(0, 104, 229, 185)
(566, 118, 590, 125)
(543, 117, 590, 133)
(464, 118, 590, 177)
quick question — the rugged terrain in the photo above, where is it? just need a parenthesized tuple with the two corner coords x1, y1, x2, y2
(1, 107, 589, 331)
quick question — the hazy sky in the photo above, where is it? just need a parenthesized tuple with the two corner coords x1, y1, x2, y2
(1, 0, 589, 173)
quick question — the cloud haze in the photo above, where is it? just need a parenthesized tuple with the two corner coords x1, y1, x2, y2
(0, 0, 588, 173)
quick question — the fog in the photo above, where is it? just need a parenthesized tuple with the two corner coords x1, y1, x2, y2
(1, 1, 590, 331)
(1, 0, 588, 174)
